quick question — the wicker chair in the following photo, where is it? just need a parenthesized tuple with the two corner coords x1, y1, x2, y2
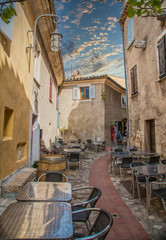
(71, 186, 102, 231)
(72, 208, 113, 240)
(37, 172, 68, 182)
(149, 181, 166, 212)
(117, 157, 133, 180)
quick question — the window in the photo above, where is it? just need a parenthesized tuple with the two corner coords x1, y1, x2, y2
(80, 87, 89, 99)
(73, 85, 95, 100)
(49, 77, 53, 102)
(130, 65, 138, 95)
(158, 35, 166, 79)
(121, 95, 127, 107)
(127, 18, 134, 46)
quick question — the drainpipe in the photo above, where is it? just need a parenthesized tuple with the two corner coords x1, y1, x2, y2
(121, 26, 130, 150)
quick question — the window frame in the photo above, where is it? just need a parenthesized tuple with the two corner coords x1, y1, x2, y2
(127, 18, 134, 47)
(157, 35, 166, 79)
(130, 65, 138, 96)
(80, 86, 90, 100)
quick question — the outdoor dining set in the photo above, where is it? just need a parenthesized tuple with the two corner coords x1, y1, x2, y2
(0, 139, 113, 240)
(109, 146, 166, 212)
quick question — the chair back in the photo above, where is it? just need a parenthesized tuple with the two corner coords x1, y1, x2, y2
(89, 208, 113, 240)
(149, 155, 160, 164)
(121, 157, 133, 167)
(69, 153, 80, 162)
(87, 187, 102, 208)
(114, 148, 124, 152)
(38, 172, 68, 182)
(161, 159, 166, 166)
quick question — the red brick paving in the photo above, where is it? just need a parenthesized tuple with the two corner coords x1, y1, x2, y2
(89, 153, 151, 240)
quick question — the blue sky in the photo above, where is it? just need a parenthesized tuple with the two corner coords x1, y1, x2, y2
(55, 0, 124, 79)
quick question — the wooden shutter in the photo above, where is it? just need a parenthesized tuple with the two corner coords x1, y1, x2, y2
(89, 85, 95, 99)
(49, 77, 53, 102)
(73, 86, 79, 99)
(127, 18, 134, 46)
(158, 36, 166, 79)
(130, 65, 137, 95)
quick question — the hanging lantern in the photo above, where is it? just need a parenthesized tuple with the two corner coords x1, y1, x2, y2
(50, 26, 62, 52)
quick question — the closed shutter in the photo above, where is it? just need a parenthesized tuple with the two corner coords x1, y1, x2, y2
(33, 55, 41, 83)
(73, 86, 79, 99)
(49, 77, 53, 102)
(89, 85, 95, 99)
(158, 36, 166, 79)
(130, 65, 137, 95)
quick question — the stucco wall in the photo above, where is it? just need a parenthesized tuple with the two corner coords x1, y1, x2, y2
(124, 8, 166, 156)
(59, 83, 105, 143)
(105, 85, 127, 143)
(0, 3, 34, 179)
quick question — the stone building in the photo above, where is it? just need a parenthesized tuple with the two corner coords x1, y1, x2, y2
(0, 0, 64, 180)
(119, 1, 166, 157)
(59, 75, 127, 144)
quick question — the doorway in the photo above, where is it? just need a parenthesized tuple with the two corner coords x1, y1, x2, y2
(145, 119, 156, 152)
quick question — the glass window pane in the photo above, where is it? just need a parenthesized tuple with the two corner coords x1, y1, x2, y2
(86, 87, 89, 98)
(81, 88, 84, 98)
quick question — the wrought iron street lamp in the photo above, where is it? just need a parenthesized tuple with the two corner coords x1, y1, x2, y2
(26, 14, 62, 53)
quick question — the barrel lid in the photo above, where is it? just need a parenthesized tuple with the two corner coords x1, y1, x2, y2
(40, 154, 65, 161)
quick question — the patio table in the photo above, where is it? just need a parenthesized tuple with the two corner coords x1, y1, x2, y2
(16, 182, 72, 202)
(132, 151, 156, 161)
(63, 148, 82, 153)
(0, 202, 73, 239)
(132, 164, 166, 210)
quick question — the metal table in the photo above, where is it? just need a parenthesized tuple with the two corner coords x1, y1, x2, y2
(63, 148, 82, 153)
(0, 202, 73, 239)
(16, 182, 72, 202)
(133, 164, 166, 210)
(132, 151, 156, 161)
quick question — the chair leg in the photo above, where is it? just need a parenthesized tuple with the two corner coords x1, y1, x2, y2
(161, 199, 166, 212)
(120, 168, 122, 180)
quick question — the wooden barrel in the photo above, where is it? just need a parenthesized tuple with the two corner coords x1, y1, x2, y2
(37, 154, 67, 181)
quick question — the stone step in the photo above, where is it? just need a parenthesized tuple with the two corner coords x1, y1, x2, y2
(1, 168, 37, 197)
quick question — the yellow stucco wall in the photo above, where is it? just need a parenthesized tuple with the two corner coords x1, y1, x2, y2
(0, 3, 34, 180)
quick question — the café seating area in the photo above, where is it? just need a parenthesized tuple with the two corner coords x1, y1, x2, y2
(109, 145, 166, 212)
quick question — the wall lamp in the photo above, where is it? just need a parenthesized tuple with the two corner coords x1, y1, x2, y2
(26, 14, 62, 53)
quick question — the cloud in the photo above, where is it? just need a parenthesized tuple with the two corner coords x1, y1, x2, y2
(64, 25, 71, 29)
(107, 17, 118, 22)
(56, 3, 64, 11)
(99, 33, 104, 36)
(62, 16, 69, 22)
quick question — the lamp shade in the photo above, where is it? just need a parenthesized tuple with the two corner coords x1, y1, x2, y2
(50, 26, 62, 52)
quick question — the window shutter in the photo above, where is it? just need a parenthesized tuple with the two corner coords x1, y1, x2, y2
(130, 65, 137, 95)
(73, 87, 79, 99)
(49, 77, 53, 102)
(133, 65, 138, 93)
(127, 18, 134, 46)
(33, 56, 41, 83)
(90, 85, 95, 99)
(158, 36, 166, 78)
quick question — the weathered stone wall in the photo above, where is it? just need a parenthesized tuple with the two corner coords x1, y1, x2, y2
(124, 6, 166, 157)
(59, 83, 105, 143)
(105, 85, 127, 144)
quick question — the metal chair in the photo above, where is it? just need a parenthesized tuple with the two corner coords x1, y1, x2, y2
(130, 162, 156, 201)
(117, 157, 133, 180)
(71, 186, 102, 231)
(161, 159, 166, 166)
(149, 181, 166, 212)
(37, 172, 68, 182)
(147, 155, 160, 165)
(72, 208, 113, 240)
(68, 153, 80, 170)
